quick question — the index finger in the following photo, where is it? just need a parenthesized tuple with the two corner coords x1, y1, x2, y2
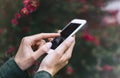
(30, 33, 60, 41)
(25, 33, 60, 45)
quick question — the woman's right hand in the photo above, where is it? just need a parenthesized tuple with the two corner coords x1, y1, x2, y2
(37, 36, 75, 76)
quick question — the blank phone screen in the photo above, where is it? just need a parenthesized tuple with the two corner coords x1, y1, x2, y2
(61, 23, 80, 38)
(51, 23, 80, 49)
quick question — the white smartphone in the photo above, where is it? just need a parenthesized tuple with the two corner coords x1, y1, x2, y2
(48, 19, 87, 53)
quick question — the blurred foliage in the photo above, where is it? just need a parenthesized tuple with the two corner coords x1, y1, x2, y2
(0, 0, 120, 78)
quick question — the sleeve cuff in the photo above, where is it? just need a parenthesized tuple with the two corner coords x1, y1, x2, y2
(0, 57, 29, 78)
(34, 71, 52, 78)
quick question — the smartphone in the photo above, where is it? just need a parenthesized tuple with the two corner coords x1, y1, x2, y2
(48, 19, 87, 53)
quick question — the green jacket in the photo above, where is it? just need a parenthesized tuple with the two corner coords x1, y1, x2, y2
(0, 58, 52, 78)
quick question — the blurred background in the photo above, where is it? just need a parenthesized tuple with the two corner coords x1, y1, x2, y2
(0, 0, 120, 78)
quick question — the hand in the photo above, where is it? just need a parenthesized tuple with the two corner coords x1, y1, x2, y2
(14, 33, 60, 70)
(37, 36, 75, 76)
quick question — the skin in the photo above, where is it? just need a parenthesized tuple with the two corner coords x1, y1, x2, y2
(38, 36, 75, 76)
(15, 33, 60, 70)
(14, 32, 75, 76)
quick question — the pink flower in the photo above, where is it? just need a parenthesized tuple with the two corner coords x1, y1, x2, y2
(20, 7, 30, 16)
(66, 66, 74, 75)
(30, 0, 40, 7)
(26, 1, 40, 12)
(102, 16, 118, 26)
(15, 13, 21, 19)
(102, 65, 113, 71)
(24, 0, 30, 5)
(11, 18, 18, 26)
(82, 32, 94, 42)
(27, 5, 37, 12)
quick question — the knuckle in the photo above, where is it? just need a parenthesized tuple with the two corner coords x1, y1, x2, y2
(65, 61, 69, 64)
(67, 55, 72, 60)
(55, 52, 61, 58)
(40, 33, 45, 36)
(30, 55, 36, 61)
(64, 41, 71, 48)
(40, 47, 48, 52)
(40, 44, 51, 52)
(67, 53, 72, 59)
(22, 37, 30, 43)
(59, 58, 64, 63)
(39, 33, 46, 38)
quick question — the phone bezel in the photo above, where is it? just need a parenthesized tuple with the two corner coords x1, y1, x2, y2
(62, 19, 87, 39)
(48, 19, 87, 53)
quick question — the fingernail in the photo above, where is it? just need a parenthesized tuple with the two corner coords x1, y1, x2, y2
(46, 42, 52, 48)
(67, 37, 74, 43)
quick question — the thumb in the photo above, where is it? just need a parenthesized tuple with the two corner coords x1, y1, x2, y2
(33, 42, 52, 60)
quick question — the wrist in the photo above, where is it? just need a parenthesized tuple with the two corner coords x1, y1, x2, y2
(14, 57, 25, 71)
(35, 70, 52, 78)
(37, 68, 55, 77)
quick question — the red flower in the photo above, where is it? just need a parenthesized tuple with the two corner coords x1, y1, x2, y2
(15, 13, 21, 19)
(20, 7, 30, 16)
(26, 1, 40, 12)
(66, 66, 74, 75)
(11, 18, 18, 26)
(82, 32, 94, 42)
(27, 4, 37, 12)
(102, 65, 113, 71)
(24, 0, 30, 5)
(7, 47, 15, 54)
(30, 0, 40, 7)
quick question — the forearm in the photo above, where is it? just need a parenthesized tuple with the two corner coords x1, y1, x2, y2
(0, 57, 29, 78)
(34, 71, 52, 78)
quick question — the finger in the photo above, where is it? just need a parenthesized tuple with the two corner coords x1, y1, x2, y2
(37, 40, 46, 48)
(60, 40, 75, 61)
(55, 37, 75, 57)
(48, 30, 61, 42)
(21, 33, 60, 46)
(57, 61, 69, 70)
(32, 40, 46, 51)
(28, 33, 60, 44)
(33, 42, 52, 60)
(32, 33, 60, 39)
(58, 30, 61, 33)
(48, 38, 54, 42)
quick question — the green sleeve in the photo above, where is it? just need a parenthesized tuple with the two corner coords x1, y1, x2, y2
(34, 71, 52, 78)
(0, 58, 29, 78)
